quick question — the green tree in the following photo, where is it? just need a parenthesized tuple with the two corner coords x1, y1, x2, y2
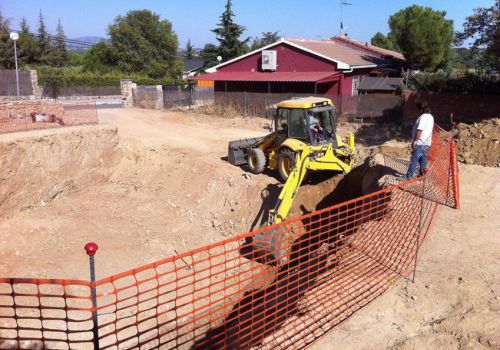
(456, 0, 499, 71)
(18, 17, 40, 65)
(250, 31, 280, 50)
(20, 17, 29, 34)
(37, 10, 51, 64)
(67, 51, 84, 66)
(106, 9, 181, 79)
(212, 0, 249, 61)
(0, 10, 15, 69)
(388, 5, 454, 71)
(370, 32, 398, 51)
(45, 19, 68, 66)
(82, 41, 118, 72)
(185, 39, 194, 59)
(199, 43, 219, 67)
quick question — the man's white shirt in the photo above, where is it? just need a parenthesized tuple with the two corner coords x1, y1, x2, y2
(413, 113, 434, 146)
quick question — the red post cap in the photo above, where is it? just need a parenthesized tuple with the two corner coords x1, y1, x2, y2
(84, 242, 99, 256)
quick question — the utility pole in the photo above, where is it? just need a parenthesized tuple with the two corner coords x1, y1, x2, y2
(9, 32, 20, 99)
(339, 1, 352, 35)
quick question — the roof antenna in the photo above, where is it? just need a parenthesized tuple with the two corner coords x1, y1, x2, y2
(340, 1, 352, 36)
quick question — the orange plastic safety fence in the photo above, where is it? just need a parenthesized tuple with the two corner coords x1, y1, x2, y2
(0, 101, 98, 135)
(0, 127, 459, 350)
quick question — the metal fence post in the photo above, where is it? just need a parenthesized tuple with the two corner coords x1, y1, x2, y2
(84, 242, 100, 350)
(412, 174, 427, 283)
(450, 141, 460, 209)
(244, 91, 247, 115)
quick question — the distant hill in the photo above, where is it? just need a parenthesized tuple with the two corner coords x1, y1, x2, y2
(67, 36, 107, 52)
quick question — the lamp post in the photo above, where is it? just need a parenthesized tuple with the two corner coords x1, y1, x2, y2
(9, 32, 20, 100)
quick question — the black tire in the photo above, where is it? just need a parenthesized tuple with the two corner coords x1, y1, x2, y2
(277, 148, 296, 182)
(248, 148, 266, 174)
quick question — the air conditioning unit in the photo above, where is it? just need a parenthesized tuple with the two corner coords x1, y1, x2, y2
(261, 50, 277, 71)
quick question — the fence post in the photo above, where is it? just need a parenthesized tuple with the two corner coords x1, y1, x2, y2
(84, 242, 100, 350)
(244, 91, 247, 115)
(412, 174, 427, 283)
(450, 140, 460, 209)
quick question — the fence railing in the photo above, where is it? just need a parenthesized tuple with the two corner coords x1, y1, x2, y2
(0, 70, 33, 97)
(0, 127, 458, 349)
(42, 85, 121, 99)
(212, 92, 403, 120)
(163, 86, 214, 109)
(0, 101, 98, 135)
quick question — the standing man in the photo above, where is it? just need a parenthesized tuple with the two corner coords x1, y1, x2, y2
(405, 101, 434, 179)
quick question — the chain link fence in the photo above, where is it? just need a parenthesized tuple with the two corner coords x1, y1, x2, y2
(0, 100, 98, 134)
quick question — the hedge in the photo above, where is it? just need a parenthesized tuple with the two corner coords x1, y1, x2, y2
(37, 67, 185, 87)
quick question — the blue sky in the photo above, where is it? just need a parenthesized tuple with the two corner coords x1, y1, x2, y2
(1, 0, 494, 48)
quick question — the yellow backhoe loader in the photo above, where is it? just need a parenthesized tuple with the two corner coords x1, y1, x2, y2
(228, 97, 356, 264)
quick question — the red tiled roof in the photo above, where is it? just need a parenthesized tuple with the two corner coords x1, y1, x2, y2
(286, 38, 380, 67)
(191, 71, 340, 82)
(331, 35, 406, 61)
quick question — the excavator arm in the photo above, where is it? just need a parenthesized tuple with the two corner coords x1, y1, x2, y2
(254, 135, 356, 266)
(267, 140, 355, 225)
(268, 147, 312, 225)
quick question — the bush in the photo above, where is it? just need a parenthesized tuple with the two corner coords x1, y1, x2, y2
(36, 66, 185, 87)
(407, 71, 500, 94)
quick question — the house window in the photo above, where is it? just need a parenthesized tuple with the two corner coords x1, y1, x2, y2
(352, 75, 360, 96)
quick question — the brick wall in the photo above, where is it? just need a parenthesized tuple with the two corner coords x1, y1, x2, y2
(403, 91, 500, 124)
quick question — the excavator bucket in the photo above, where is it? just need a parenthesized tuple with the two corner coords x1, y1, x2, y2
(253, 226, 289, 266)
(227, 136, 265, 166)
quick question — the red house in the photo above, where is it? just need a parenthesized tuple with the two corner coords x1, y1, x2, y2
(192, 35, 406, 101)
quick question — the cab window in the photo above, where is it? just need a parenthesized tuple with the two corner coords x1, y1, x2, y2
(317, 109, 335, 135)
(288, 109, 306, 139)
(277, 108, 288, 132)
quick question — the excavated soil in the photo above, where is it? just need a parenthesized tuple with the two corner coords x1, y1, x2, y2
(0, 108, 498, 349)
(0, 109, 374, 280)
(455, 118, 500, 167)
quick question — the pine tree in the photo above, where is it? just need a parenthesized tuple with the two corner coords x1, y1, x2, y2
(20, 17, 29, 34)
(185, 39, 194, 59)
(37, 10, 51, 63)
(50, 19, 68, 65)
(250, 31, 280, 50)
(0, 10, 14, 69)
(211, 0, 249, 61)
(18, 17, 40, 65)
(388, 6, 454, 71)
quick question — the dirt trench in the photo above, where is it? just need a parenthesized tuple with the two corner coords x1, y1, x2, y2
(0, 119, 405, 280)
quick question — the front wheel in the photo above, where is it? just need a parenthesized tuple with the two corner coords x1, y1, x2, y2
(277, 148, 295, 182)
(248, 148, 266, 174)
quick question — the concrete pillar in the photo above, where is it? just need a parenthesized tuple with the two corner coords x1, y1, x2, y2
(120, 79, 137, 108)
(30, 70, 42, 98)
(153, 85, 164, 110)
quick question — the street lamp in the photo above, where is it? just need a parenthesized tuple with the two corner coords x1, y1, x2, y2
(9, 32, 20, 100)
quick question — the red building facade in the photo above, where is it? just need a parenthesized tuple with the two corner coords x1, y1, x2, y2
(193, 36, 406, 100)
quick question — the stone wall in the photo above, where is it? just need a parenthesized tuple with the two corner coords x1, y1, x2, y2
(120, 80, 164, 110)
(0, 70, 41, 101)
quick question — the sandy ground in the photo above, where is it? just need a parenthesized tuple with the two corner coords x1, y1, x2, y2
(0, 109, 272, 280)
(1, 108, 498, 349)
(312, 164, 500, 349)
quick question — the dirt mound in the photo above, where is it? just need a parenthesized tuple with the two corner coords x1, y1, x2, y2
(456, 118, 500, 167)
(0, 125, 120, 219)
